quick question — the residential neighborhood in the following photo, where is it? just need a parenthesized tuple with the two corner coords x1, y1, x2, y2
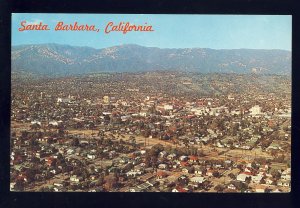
(10, 72, 291, 192)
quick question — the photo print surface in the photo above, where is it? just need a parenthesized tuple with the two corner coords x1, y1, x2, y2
(10, 14, 291, 192)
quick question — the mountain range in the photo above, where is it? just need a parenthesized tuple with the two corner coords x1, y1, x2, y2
(11, 43, 291, 76)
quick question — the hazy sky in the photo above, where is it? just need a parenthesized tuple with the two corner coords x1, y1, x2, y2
(12, 14, 292, 50)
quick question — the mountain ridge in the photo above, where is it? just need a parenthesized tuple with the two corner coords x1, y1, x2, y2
(11, 43, 291, 76)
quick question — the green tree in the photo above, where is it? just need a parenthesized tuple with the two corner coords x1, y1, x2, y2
(214, 184, 224, 192)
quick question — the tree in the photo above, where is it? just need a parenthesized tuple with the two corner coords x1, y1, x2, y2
(15, 179, 25, 191)
(228, 173, 236, 180)
(39, 187, 51, 192)
(245, 176, 251, 184)
(237, 164, 244, 171)
(29, 138, 39, 147)
(57, 126, 65, 137)
(260, 178, 266, 184)
(148, 144, 164, 158)
(270, 169, 281, 180)
(255, 157, 267, 165)
(214, 184, 224, 192)
(72, 138, 80, 147)
(25, 168, 38, 183)
(251, 161, 258, 170)
(164, 145, 172, 154)
(233, 181, 248, 192)
(273, 155, 285, 163)
(212, 171, 220, 178)
(57, 153, 64, 163)
(30, 123, 40, 132)
(89, 165, 96, 174)
(270, 149, 279, 158)
(104, 174, 118, 190)
(96, 175, 105, 186)
(31, 156, 40, 164)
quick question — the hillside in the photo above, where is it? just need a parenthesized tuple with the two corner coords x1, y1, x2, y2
(11, 44, 291, 76)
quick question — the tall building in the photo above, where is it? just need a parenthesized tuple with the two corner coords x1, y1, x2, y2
(249, 105, 261, 116)
(103, 96, 110, 104)
(40, 92, 44, 99)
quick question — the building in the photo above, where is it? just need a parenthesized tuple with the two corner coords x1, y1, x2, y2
(57, 97, 71, 103)
(249, 105, 261, 116)
(190, 176, 206, 184)
(103, 96, 110, 104)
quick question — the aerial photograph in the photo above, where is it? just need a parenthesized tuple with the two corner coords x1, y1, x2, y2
(10, 14, 291, 192)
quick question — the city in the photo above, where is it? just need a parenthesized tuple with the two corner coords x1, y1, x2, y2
(10, 71, 291, 192)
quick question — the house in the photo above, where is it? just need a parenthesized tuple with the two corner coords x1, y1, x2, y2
(251, 174, 263, 184)
(189, 155, 198, 163)
(172, 187, 188, 192)
(34, 174, 45, 181)
(244, 166, 255, 174)
(227, 183, 237, 190)
(267, 141, 282, 151)
(109, 151, 116, 158)
(119, 157, 129, 164)
(194, 165, 204, 175)
(214, 164, 223, 169)
(179, 155, 188, 161)
(182, 167, 190, 174)
(157, 171, 168, 179)
(178, 175, 189, 184)
(255, 184, 267, 193)
(133, 165, 143, 172)
(53, 182, 64, 187)
(139, 110, 150, 117)
(135, 181, 154, 192)
(87, 154, 96, 159)
(249, 105, 261, 116)
(10, 182, 16, 191)
(172, 163, 180, 169)
(190, 176, 206, 184)
(126, 170, 142, 177)
(182, 167, 194, 174)
(271, 189, 282, 193)
(35, 151, 46, 158)
(50, 169, 60, 175)
(236, 173, 251, 182)
(67, 149, 75, 155)
(206, 169, 214, 177)
(277, 179, 290, 187)
(266, 178, 275, 185)
(180, 161, 189, 167)
(140, 173, 155, 182)
(167, 153, 176, 160)
(165, 175, 178, 184)
(53, 186, 66, 192)
(70, 175, 83, 183)
(129, 187, 142, 192)
(281, 168, 291, 180)
(216, 142, 225, 148)
(45, 157, 56, 167)
(158, 164, 168, 170)
(159, 151, 167, 158)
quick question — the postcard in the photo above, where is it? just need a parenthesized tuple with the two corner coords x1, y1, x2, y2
(10, 13, 291, 193)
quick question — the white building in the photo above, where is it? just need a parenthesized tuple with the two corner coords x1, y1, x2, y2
(57, 97, 71, 103)
(87, 154, 96, 159)
(164, 105, 173, 110)
(249, 105, 261, 116)
(237, 173, 251, 182)
(190, 177, 206, 184)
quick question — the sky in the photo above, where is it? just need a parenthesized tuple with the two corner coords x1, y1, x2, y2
(12, 14, 292, 50)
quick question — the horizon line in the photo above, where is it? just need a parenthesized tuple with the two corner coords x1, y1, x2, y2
(11, 43, 292, 52)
